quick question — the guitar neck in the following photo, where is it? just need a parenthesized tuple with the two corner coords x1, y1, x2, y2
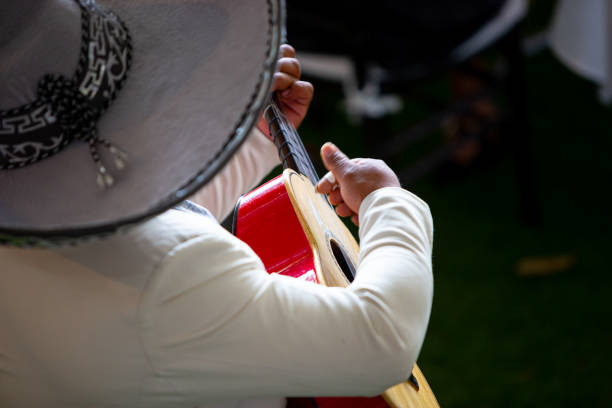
(264, 97, 319, 186)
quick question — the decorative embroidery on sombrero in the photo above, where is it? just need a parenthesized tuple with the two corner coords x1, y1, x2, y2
(0, 0, 132, 188)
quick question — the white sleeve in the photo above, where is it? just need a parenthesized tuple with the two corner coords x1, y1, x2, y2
(189, 128, 281, 221)
(139, 187, 433, 402)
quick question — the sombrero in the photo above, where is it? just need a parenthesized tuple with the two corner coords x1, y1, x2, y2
(0, 0, 281, 245)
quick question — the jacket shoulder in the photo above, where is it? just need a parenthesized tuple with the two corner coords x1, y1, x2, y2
(51, 209, 224, 290)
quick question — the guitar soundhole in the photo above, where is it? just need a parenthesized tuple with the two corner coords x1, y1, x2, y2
(329, 239, 356, 283)
(408, 372, 420, 391)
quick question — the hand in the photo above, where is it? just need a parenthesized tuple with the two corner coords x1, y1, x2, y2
(316, 143, 400, 226)
(257, 44, 314, 138)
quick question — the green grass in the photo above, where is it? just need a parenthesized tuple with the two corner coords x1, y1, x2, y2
(415, 50, 612, 406)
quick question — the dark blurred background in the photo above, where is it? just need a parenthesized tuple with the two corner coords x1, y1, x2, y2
(278, 0, 612, 406)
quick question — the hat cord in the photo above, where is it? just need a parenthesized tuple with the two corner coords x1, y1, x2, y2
(37, 74, 128, 188)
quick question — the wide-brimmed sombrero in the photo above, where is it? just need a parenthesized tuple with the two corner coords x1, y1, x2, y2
(0, 0, 281, 245)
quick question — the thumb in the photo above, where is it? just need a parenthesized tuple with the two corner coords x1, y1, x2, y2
(316, 142, 351, 194)
(320, 142, 350, 179)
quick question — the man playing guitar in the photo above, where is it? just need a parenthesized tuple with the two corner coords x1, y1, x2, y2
(0, 22, 433, 406)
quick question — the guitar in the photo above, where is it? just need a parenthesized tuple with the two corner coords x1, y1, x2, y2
(233, 97, 439, 408)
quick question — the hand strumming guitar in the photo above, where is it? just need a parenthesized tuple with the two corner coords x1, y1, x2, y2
(316, 143, 401, 226)
(258, 44, 314, 137)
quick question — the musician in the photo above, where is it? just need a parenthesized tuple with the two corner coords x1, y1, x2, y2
(0, 1, 433, 407)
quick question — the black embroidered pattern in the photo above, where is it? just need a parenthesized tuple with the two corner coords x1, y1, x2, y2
(0, 0, 132, 186)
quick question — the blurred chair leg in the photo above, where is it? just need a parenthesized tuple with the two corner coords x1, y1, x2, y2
(501, 25, 541, 225)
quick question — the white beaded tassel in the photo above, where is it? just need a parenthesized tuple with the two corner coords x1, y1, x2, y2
(88, 134, 128, 189)
(96, 164, 115, 188)
(107, 143, 128, 170)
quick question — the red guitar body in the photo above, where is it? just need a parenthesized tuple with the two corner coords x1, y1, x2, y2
(234, 174, 319, 284)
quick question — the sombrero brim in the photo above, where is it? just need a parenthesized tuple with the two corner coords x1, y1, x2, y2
(0, 0, 281, 244)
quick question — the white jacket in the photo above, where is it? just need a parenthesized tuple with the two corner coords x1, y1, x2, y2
(0, 129, 434, 408)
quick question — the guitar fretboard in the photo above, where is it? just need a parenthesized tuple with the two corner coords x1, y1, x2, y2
(264, 98, 319, 186)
